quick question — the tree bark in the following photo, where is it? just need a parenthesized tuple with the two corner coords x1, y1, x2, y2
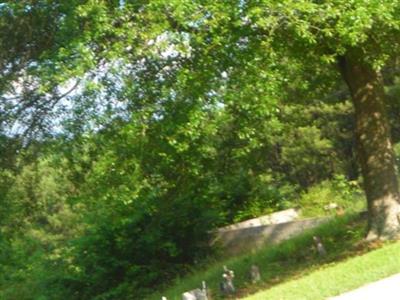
(338, 52, 400, 240)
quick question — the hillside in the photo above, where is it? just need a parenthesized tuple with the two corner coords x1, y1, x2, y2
(150, 214, 392, 300)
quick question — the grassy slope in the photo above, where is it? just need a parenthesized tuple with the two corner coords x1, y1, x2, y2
(149, 214, 385, 300)
(244, 241, 400, 300)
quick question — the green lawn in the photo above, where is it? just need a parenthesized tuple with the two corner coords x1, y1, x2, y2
(244, 241, 400, 300)
(148, 214, 383, 300)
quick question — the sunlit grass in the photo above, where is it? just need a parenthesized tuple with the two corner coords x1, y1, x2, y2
(244, 241, 400, 300)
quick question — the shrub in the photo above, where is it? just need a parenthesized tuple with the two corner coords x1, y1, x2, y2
(299, 175, 365, 218)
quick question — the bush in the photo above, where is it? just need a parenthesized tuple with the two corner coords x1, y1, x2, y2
(299, 175, 365, 218)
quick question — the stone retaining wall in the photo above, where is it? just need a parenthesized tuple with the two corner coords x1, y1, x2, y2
(211, 217, 329, 256)
(217, 208, 299, 232)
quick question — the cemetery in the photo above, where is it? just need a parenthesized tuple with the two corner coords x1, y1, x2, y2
(154, 212, 372, 299)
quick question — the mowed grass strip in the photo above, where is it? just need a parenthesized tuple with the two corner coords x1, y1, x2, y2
(243, 241, 400, 300)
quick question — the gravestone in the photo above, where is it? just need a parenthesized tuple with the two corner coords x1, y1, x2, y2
(182, 281, 208, 300)
(313, 235, 327, 257)
(220, 266, 235, 296)
(249, 264, 261, 283)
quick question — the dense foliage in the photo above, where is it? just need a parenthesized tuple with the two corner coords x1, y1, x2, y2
(0, 1, 400, 299)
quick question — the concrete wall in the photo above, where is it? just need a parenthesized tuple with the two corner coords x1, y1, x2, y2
(211, 217, 329, 256)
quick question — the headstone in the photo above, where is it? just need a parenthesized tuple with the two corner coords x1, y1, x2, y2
(220, 266, 235, 296)
(197, 281, 208, 300)
(313, 236, 327, 257)
(182, 281, 208, 300)
(249, 264, 261, 283)
(182, 291, 197, 300)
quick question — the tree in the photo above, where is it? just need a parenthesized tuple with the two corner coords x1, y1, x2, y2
(3, 2, 400, 298)
(0, 1, 118, 136)
(2, 1, 400, 242)
(338, 52, 400, 239)
(247, 0, 400, 239)
(143, 0, 400, 239)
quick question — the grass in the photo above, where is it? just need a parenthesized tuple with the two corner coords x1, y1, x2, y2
(244, 241, 400, 299)
(148, 213, 382, 300)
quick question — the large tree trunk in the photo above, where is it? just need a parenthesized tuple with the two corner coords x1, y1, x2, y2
(338, 52, 400, 240)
